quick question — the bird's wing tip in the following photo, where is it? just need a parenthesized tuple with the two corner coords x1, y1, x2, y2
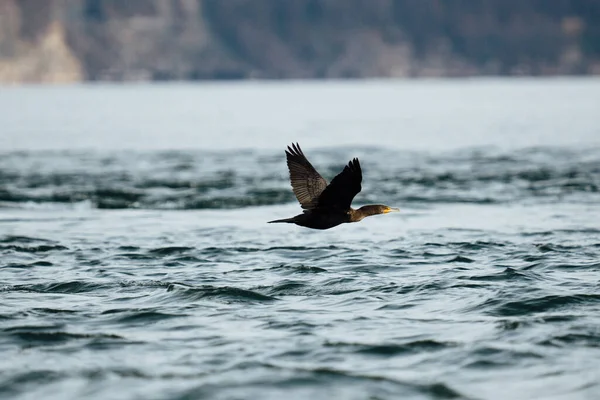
(348, 158, 360, 169)
(286, 143, 306, 158)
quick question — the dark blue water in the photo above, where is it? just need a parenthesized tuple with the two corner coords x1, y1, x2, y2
(1, 80, 600, 399)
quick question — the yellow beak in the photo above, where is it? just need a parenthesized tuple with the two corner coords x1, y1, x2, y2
(384, 207, 400, 214)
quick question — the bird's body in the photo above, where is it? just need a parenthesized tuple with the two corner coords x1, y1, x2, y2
(269, 143, 398, 230)
(269, 209, 350, 230)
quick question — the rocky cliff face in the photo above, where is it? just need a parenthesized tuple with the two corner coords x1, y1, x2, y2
(1, 0, 599, 83)
(64, 0, 246, 81)
(0, 0, 83, 83)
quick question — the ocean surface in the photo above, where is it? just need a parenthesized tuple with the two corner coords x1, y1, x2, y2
(1, 79, 599, 400)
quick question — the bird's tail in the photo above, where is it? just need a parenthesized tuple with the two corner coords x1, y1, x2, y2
(268, 217, 295, 224)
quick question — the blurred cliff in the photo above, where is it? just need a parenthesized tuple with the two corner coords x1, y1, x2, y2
(1, 0, 599, 83)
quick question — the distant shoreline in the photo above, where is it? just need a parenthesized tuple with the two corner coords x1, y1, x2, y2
(1, 1, 599, 85)
(2, 75, 600, 87)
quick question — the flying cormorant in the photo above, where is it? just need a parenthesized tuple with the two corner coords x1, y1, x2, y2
(269, 143, 399, 229)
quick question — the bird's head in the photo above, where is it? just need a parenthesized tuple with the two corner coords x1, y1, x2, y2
(381, 205, 400, 214)
(355, 204, 399, 220)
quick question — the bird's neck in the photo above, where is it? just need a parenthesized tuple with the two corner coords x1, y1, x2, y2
(350, 205, 383, 222)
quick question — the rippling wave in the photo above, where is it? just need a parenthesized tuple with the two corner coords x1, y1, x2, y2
(2, 146, 600, 400)
(1, 147, 598, 210)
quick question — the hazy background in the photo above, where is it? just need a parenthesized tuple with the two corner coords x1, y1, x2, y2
(2, 3, 600, 400)
(1, 0, 600, 84)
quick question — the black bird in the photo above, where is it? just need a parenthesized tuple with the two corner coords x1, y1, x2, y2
(269, 143, 399, 230)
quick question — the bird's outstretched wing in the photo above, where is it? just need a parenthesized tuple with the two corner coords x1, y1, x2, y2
(285, 143, 328, 210)
(316, 158, 362, 210)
